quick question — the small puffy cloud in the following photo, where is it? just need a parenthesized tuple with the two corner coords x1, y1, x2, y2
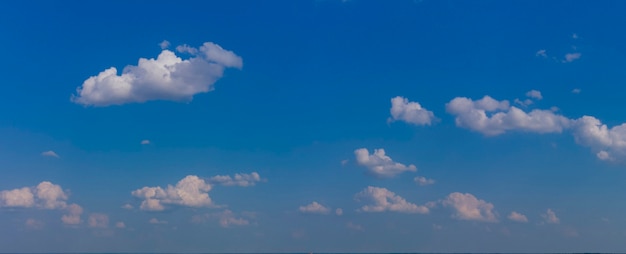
(446, 95, 571, 136)
(572, 88, 581, 94)
(542, 209, 560, 224)
(121, 204, 133, 210)
(1, 181, 69, 210)
(442, 192, 498, 222)
(572, 116, 626, 160)
(536, 49, 547, 58)
(88, 213, 109, 228)
(335, 208, 343, 216)
(62, 204, 83, 225)
(514, 98, 534, 107)
(355, 186, 428, 214)
(140, 140, 150, 145)
(25, 218, 44, 229)
(526, 90, 543, 100)
(507, 211, 528, 223)
(217, 210, 249, 228)
(72, 41, 242, 107)
(159, 40, 170, 50)
(354, 148, 417, 178)
(388, 96, 436, 126)
(115, 221, 126, 228)
(208, 172, 262, 187)
(299, 202, 331, 215)
(563, 52, 581, 63)
(149, 218, 167, 224)
(132, 175, 213, 211)
(414, 176, 435, 186)
(41, 150, 60, 158)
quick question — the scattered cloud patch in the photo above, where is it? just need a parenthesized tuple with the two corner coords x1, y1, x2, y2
(41, 150, 59, 158)
(62, 204, 83, 225)
(526, 90, 543, 100)
(132, 175, 213, 211)
(88, 213, 109, 228)
(563, 52, 581, 63)
(159, 40, 170, 50)
(355, 186, 428, 214)
(446, 95, 571, 136)
(335, 208, 343, 216)
(140, 140, 150, 145)
(572, 88, 581, 94)
(1, 181, 70, 210)
(346, 222, 363, 231)
(299, 201, 331, 215)
(354, 148, 417, 178)
(149, 218, 168, 224)
(72, 41, 242, 106)
(25, 218, 44, 229)
(507, 211, 528, 223)
(442, 192, 498, 222)
(414, 176, 435, 186)
(535, 49, 547, 58)
(208, 172, 262, 187)
(388, 96, 436, 126)
(542, 209, 560, 224)
(217, 210, 250, 227)
(121, 204, 133, 210)
(115, 221, 126, 228)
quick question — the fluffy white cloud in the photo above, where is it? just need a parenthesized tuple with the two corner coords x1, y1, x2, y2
(542, 208, 560, 224)
(88, 213, 109, 228)
(62, 204, 83, 225)
(159, 40, 170, 50)
(132, 175, 213, 211)
(0, 181, 68, 210)
(149, 218, 167, 224)
(446, 95, 571, 136)
(217, 210, 249, 228)
(507, 211, 528, 223)
(563, 52, 581, 63)
(571, 116, 626, 161)
(355, 186, 428, 214)
(354, 148, 417, 178)
(414, 176, 435, 186)
(299, 201, 331, 215)
(121, 204, 133, 210)
(72, 41, 242, 106)
(41, 150, 59, 158)
(389, 96, 436, 126)
(442, 192, 498, 222)
(208, 172, 262, 187)
(526, 90, 543, 100)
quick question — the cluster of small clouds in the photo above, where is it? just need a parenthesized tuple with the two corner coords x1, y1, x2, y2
(191, 210, 251, 228)
(71, 41, 242, 106)
(536, 33, 582, 63)
(0, 181, 84, 226)
(131, 172, 262, 211)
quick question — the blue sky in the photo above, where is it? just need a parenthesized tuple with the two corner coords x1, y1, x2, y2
(2, 0, 626, 252)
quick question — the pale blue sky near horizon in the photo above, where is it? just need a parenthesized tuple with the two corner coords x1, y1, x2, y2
(2, 0, 626, 252)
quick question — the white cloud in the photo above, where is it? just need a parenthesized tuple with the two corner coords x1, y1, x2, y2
(88, 213, 109, 228)
(121, 204, 133, 210)
(159, 40, 170, 50)
(149, 218, 167, 224)
(208, 172, 262, 187)
(572, 88, 581, 94)
(526, 90, 543, 100)
(299, 201, 331, 215)
(41, 150, 60, 158)
(571, 116, 626, 161)
(442, 192, 498, 222)
(563, 52, 581, 63)
(335, 208, 343, 216)
(355, 186, 429, 214)
(0, 181, 69, 210)
(140, 140, 150, 145)
(514, 98, 534, 107)
(507, 211, 528, 223)
(446, 95, 571, 136)
(354, 148, 417, 178)
(414, 176, 435, 186)
(535, 49, 547, 58)
(71, 41, 242, 106)
(25, 218, 44, 229)
(115, 221, 126, 228)
(388, 96, 436, 126)
(217, 210, 249, 228)
(132, 175, 213, 211)
(62, 204, 83, 225)
(542, 208, 560, 224)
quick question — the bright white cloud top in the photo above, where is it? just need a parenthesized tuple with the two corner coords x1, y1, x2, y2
(71, 42, 242, 106)
(508, 211, 529, 223)
(299, 201, 331, 214)
(442, 192, 498, 222)
(208, 172, 261, 187)
(388, 96, 436, 126)
(354, 148, 417, 178)
(132, 175, 213, 211)
(355, 186, 429, 214)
